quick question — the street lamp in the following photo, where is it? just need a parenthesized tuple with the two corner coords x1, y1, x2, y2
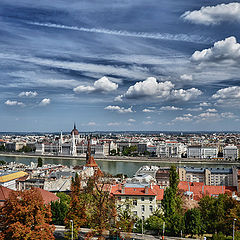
(233, 218, 237, 240)
(141, 215, 144, 235)
(70, 220, 74, 240)
(162, 222, 165, 240)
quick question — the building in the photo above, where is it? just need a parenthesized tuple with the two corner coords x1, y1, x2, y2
(111, 183, 164, 219)
(155, 168, 170, 188)
(178, 167, 238, 186)
(0, 171, 28, 190)
(223, 145, 238, 160)
(187, 145, 201, 158)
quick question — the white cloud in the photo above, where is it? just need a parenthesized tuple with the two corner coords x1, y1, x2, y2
(212, 86, 240, 99)
(128, 118, 136, 122)
(160, 106, 182, 111)
(125, 77, 174, 99)
(174, 116, 192, 122)
(171, 88, 202, 101)
(104, 105, 133, 113)
(191, 36, 240, 64)
(200, 102, 211, 107)
(181, 3, 240, 25)
(187, 107, 203, 111)
(87, 121, 96, 126)
(143, 121, 154, 125)
(19, 91, 38, 97)
(206, 108, 217, 112)
(221, 112, 236, 119)
(4, 100, 24, 107)
(39, 98, 51, 106)
(183, 113, 192, 117)
(198, 112, 219, 120)
(180, 74, 193, 81)
(143, 108, 155, 113)
(114, 95, 123, 102)
(107, 122, 121, 126)
(74, 76, 118, 93)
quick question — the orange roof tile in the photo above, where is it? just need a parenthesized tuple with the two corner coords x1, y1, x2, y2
(34, 188, 59, 204)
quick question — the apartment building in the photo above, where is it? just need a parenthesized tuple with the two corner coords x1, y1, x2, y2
(111, 183, 163, 219)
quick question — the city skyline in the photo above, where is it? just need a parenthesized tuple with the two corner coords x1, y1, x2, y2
(1, 0, 240, 132)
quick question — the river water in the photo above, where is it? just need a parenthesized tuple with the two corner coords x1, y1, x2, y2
(1, 155, 240, 177)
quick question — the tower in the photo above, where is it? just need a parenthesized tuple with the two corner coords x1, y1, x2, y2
(58, 131, 63, 154)
(71, 132, 77, 156)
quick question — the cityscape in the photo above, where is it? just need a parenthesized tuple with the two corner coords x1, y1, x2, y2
(1, 0, 240, 239)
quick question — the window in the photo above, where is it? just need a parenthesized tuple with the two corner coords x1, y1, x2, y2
(141, 205, 145, 212)
(149, 197, 153, 202)
(118, 197, 121, 200)
(133, 200, 137, 206)
(141, 197, 144, 201)
(157, 204, 161, 209)
(126, 197, 129, 200)
(133, 211, 137, 216)
(149, 205, 153, 212)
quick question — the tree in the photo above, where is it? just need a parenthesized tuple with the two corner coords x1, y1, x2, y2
(0, 188, 55, 240)
(145, 211, 164, 235)
(65, 173, 87, 240)
(37, 157, 43, 167)
(51, 199, 68, 225)
(185, 208, 204, 236)
(162, 165, 184, 236)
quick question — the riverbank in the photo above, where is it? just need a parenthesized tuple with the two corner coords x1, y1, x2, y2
(0, 152, 239, 165)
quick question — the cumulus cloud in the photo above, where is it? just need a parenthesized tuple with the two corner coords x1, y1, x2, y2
(198, 112, 219, 120)
(181, 3, 240, 25)
(74, 76, 118, 93)
(120, 77, 202, 102)
(174, 116, 192, 122)
(4, 100, 24, 107)
(206, 108, 217, 112)
(87, 121, 96, 126)
(191, 36, 240, 64)
(143, 121, 154, 125)
(104, 105, 133, 113)
(180, 74, 193, 81)
(160, 106, 182, 111)
(114, 95, 123, 102)
(171, 88, 202, 101)
(221, 112, 236, 119)
(212, 86, 240, 99)
(142, 108, 155, 113)
(19, 91, 38, 97)
(128, 118, 136, 122)
(107, 122, 121, 126)
(39, 98, 51, 106)
(200, 102, 211, 107)
(125, 77, 174, 99)
(187, 107, 203, 111)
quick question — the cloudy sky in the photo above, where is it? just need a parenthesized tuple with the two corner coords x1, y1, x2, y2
(1, 0, 240, 132)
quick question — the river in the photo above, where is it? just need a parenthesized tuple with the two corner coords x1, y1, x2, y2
(1, 155, 240, 177)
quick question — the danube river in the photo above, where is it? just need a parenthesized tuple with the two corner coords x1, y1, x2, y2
(1, 155, 240, 177)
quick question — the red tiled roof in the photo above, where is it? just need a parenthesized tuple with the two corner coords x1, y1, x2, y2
(34, 188, 59, 205)
(111, 185, 155, 196)
(0, 185, 13, 206)
(178, 181, 236, 201)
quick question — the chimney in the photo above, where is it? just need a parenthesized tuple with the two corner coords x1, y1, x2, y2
(145, 186, 149, 194)
(118, 183, 121, 191)
(121, 184, 125, 194)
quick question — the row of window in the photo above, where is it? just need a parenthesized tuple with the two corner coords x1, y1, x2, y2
(118, 197, 154, 203)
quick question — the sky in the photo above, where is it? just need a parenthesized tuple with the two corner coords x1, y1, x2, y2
(1, 0, 240, 132)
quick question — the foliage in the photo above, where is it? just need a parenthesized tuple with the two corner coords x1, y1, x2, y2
(110, 149, 117, 156)
(185, 208, 205, 236)
(0, 145, 5, 152)
(37, 157, 43, 167)
(0, 160, 6, 165)
(145, 211, 164, 235)
(162, 165, 184, 236)
(51, 198, 68, 225)
(18, 145, 36, 153)
(122, 146, 137, 156)
(0, 188, 55, 240)
(65, 173, 87, 240)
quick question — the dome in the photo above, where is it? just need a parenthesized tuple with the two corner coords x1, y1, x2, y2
(71, 123, 79, 136)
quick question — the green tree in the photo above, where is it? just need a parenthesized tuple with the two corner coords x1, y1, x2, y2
(185, 208, 204, 236)
(145, 211, 164, 235)
(37, 157, 43, 167)
(162, 165, 184, 236)
(51, 200, 68, 225)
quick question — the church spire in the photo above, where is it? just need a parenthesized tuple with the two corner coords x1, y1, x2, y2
(86, 136, 91, 163)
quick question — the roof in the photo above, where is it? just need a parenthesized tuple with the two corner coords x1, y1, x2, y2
(0, 171, 28, 183)
(178, 181, 236, 201)
(34, 188, 59, 204)
(0, 185, 13, 205)
(111, 184, 164, 200)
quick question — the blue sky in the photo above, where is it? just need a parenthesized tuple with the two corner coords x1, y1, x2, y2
(1, 0, 240, 132)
